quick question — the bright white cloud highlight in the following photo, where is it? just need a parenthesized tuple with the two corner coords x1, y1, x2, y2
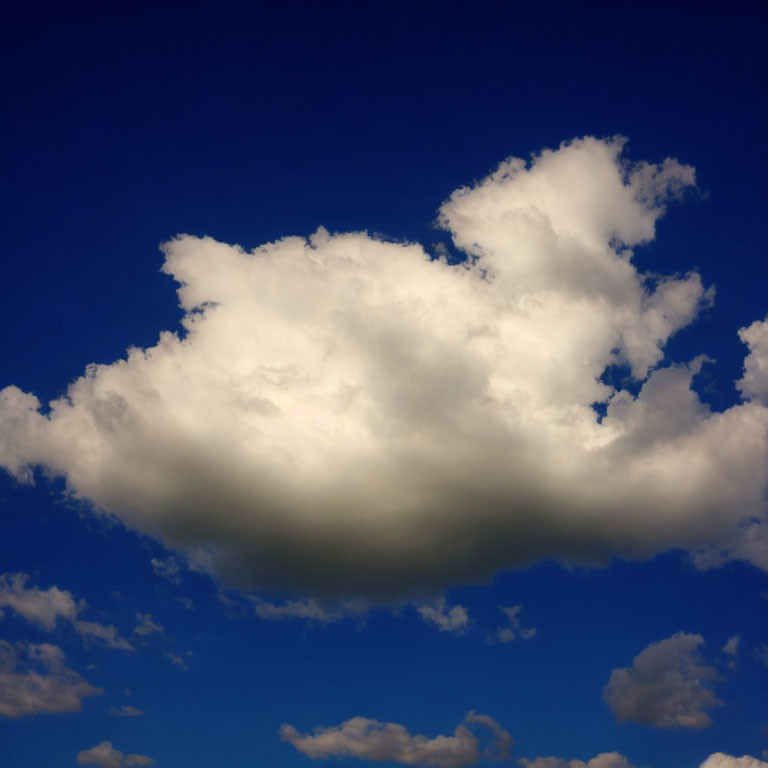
(280, 711, 512, 767)
(603, 632, 720, 728)
(0, 574, 133, 651)
(77, 741, 154, 768)
(520, 752, 630, 768)
(1, 137, 767, 596)
(0, 639, 102, 717)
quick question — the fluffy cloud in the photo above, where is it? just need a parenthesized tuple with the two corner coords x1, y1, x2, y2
(0, 574, 133, 651)
(699, 755, 768, 768)
(520, 752, 630, 768)
(77, 741, 154, 768)
(1, 137, 767, 596)
(0, 639, 102, 717)
(417, 599, 469, 633)
(603, 632, 720, 728)
(280, 711, 512, 767)
(488, 605, 536, 644)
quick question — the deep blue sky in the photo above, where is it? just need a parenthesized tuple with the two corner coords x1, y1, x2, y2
(0, 3, 766, 767)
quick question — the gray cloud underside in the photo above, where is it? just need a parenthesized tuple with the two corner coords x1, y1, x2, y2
(2, 137, 768, 597)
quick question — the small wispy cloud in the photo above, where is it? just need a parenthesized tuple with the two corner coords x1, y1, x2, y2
(132, 613, 163, 637)
(150, 556, 181, 585)
(0, 574, 133, 651)
(416, 598, 470, 634)
(488, 605, 536, 644)
(109, 705, 144, 718)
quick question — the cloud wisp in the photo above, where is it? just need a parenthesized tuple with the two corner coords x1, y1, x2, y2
(417, 599, 470, 634)
(603, 632, 721, 729)
(488, 605, 536, 644)
(0, 574, 133, 651)
(281, 711, 512, 767)
(0, 639, 102, 717)
(1, 137, 767, 597)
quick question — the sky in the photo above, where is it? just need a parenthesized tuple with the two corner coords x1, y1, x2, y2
(0, 2, 767, 767)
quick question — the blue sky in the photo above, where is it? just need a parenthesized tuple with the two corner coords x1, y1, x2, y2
(0, 3, 767, 768)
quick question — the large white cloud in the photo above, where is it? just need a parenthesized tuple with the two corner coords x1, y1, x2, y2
(0, 639, 102, 717)
(1, 136, 767, 596)
(603, 632, 720, 729)
(280, 711, 512, 767)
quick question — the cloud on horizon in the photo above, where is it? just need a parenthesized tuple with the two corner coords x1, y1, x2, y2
(1, 137, 768, 597)
(280, 711, 512, 767)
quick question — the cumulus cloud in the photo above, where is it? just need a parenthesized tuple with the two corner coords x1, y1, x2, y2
(77, 741, 154, 768)
(603, 632, 720, 728)
(699, 755, 768, 768)
(520, 752, 630, 768)
(417, 599, 469, 634)
(280, 711, 512, 767)
(1, 137, 767, 597)
(488, 605, 536, 644)
(0, 639, 102, 717)
(0, 574, 133, 651)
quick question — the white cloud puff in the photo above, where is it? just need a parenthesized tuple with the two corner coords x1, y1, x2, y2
(280, 711, 512, 767)
(0, 639, 102, 717)
(603, 632, 720, 729)
(1, 137, 767, 596)
(699, 755, 768, 768)
(0, 574, 133, 651)
(77, 741, 154, 768)
(520, 751, 630, 768)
